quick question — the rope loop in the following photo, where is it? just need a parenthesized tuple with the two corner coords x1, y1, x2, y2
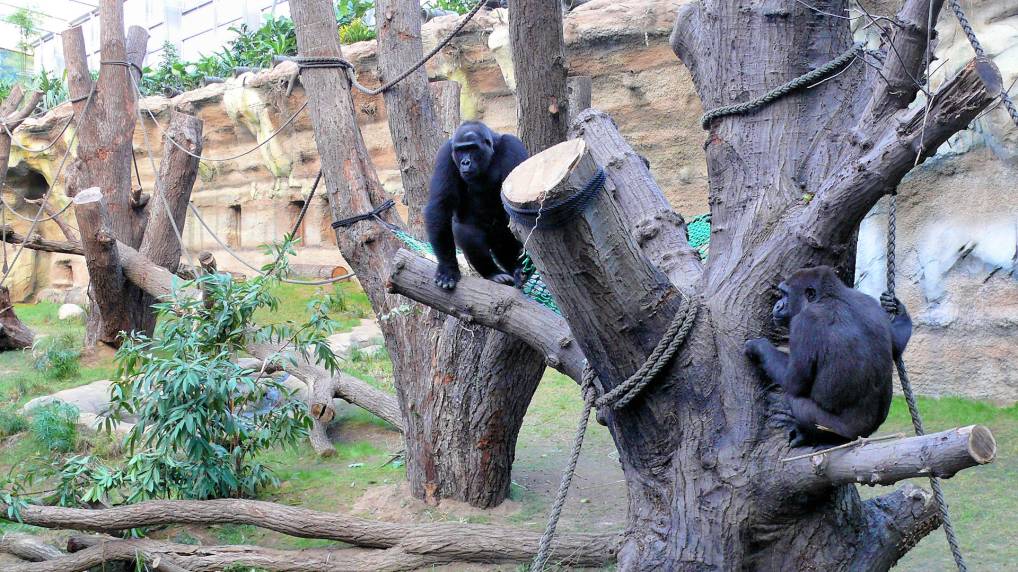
(700, 42, 864, 129)
(502, 168, 607, 230)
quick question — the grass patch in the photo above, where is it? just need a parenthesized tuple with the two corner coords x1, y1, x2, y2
(253, 281, 371, 331)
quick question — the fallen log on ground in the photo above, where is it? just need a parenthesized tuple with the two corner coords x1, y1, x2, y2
(0, 498, 619, 567)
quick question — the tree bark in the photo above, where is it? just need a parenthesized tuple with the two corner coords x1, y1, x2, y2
(0, 499, 618, 566)
(429, 80, 461, 141)
(0, 285, 33, 351)
(508, 0, 569, 154)
(0, 533, 64, 562)
(293, 0, 547, 508)
(566, 75, 591, 125)
(72, 188, 129, 345)
(63, 3, 152, 348)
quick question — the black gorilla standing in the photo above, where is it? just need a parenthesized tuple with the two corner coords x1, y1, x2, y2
(745, 266, 912, 446)
(425, 121, 528, 290)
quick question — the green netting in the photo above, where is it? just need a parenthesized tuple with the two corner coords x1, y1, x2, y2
(392, 229, 562, 314)
(687, 213, 711, 261)
(392, 214, 712, 315)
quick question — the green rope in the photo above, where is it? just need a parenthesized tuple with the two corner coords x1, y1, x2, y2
(700, 43, 864, 129)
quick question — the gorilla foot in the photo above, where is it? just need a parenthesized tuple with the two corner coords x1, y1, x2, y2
(434, 267, 461, 290)
(487, 273, 515, 286)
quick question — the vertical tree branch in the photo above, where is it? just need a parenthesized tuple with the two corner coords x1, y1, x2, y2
(508, 0, 569, 154)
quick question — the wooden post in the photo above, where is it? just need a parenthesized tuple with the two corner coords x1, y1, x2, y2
(72, 187, 128, 345)
(566, 75, 591, 126)
(507, 0, 569, 154)
(429, 80, 461, 141)
(374, 0, 443, 235)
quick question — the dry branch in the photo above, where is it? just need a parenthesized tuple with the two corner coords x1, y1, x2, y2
(0, 499, 619, 566)
(387, 249, 585, 382)
(0, 225, 84, 255)
(54, 536, 447, 572)
(806, 425, 996, 486)
(247, 342, 404, 431)
(0, 533, 63, 562)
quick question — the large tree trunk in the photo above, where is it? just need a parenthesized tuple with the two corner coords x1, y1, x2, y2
(293, 0, 544, 508)
(392, 0, 1000, 561)
(508, 0, 569, 154)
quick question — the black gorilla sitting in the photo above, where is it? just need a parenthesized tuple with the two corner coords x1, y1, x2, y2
(745, 266, 912, 447)
(424, 121, 528, 290)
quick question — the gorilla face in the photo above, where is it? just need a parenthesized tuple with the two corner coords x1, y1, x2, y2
(773, 274, 818, 328)
(452, 127, 495, 182)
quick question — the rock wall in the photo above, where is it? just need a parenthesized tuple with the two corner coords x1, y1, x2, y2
(1, 0, 1016, 401)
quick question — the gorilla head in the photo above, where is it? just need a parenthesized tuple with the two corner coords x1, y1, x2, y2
(451, 121, 496, 182)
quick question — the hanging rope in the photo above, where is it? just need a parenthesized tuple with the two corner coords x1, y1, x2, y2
(885, 192, 968, 572)
(294, 0, 488, 97)
(700, 43, 864, 129)
(947, 0, 1018, 127)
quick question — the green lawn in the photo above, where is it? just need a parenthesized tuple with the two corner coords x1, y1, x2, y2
(0, 284, 1012, 570)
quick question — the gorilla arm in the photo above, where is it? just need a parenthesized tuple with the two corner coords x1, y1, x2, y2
(425, 141, 463, 289)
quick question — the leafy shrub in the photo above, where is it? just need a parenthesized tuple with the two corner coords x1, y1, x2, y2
(32, 333, 81, 381)
(33, 68, 68, 110)
(340, 19, 376, 44)
(424, 0, 480, 14)
(29, 402, 79, 453)
(101, 239, 339, 500)
(0, 408, 28, 438)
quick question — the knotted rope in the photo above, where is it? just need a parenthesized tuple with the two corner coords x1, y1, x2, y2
(885, 192, 967, 571)
(700, 43, 864, 129)
(502, 168, 607, 230)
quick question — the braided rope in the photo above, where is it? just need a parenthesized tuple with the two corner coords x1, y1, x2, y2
(532, 296, 699, 570)
(595, 295, 699, 410)
(531, 377, 596, 571)
(947, 0, 1018, 127)
(700, 43, 864, 129)
(296, 0, 487, 97)
(885, 193, 967, 572)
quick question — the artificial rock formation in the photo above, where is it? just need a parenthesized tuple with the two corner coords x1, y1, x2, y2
(0, 0, 1016, 399)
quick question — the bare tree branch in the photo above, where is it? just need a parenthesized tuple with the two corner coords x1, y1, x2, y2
(668, 2, 702, 81)
(858, 0, 945, 131)
(853, 484, 941, 570)
(0, 225, 84, 255)
(386, 249, 585, 382)
(0, 533, 64, 562)
(802, 59, 997, 245)
(0, 499, 619, 566)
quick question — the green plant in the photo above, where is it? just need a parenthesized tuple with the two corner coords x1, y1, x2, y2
(0, 408, 28, 438)
(340, 19, 376, 44)
(4, 7, 40, 75)
(141, 42, 204, 96)
(98, 238, 339, 500)
(225, 15, 298, 69)
(29, 402, 79, 453)
(336, 0, 376, 26)
(32, 68, 68, 110)
(32, 333, 81, 381)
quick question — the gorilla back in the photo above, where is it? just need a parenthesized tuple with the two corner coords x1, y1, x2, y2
(745, 266, 912, 446)
(424, 121, 529, 290)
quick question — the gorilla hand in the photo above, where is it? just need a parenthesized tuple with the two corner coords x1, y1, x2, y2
(434, 264, 461, 290)
(879, 292, 902, 315)
(744, 338, 770, 362)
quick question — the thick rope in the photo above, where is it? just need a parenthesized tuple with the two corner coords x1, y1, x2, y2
(295, 0, 487, 97)
(595, 295, 699, 410)
(947, 0, 1018, 127)
(885, 193, 967, 572)
(532, 296, 699, 570)
(700, 43, 864, 129)
(531, 377, 596, 572)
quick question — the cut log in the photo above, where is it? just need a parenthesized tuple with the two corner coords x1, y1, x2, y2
(0, 499, 619, 567)
(811, 425, 997, 486)
(0, 285, 33, 350)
